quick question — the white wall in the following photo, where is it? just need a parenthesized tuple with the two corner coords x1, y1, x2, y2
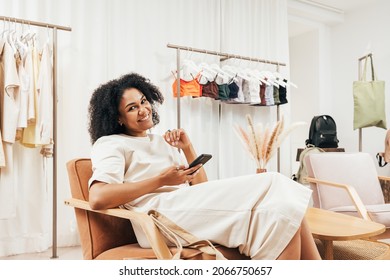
(289, 29, 319, 170)
(330, 0, 390, 175)
(289, 0, 390, 175)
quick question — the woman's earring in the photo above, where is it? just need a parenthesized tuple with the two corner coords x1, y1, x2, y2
(118, 121, 123, 126)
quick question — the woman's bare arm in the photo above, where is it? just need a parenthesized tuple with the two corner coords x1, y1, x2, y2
(89, 164, 200, 210)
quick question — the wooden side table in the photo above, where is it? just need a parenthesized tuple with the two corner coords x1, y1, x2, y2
(306, 207, 386, 260)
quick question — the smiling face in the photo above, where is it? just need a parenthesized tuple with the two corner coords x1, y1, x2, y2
(118, 88, 154, 137)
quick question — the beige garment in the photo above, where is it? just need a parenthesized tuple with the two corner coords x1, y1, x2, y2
(21, 45, 40, 147)
(0, 38, 5, 167)
(24, 46, 35, 122)
(90, 134, 312, 260)
(0, 128, 4, 168)
(16, 47, 30, 130)
(0, 39, 17, 217)
(35, 42, 53, 145)
(1, 40, 20, 144)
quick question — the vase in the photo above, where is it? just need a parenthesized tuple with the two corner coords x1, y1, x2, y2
(256, 168, 267, 173)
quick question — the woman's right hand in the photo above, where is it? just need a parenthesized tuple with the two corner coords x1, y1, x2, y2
(159, 165, 200, 186)
(164, 128, 192, 150)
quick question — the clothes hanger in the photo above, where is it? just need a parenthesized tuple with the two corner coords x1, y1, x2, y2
(210, 63, 230, 84)
(0, 19, 7, 39)
(192, 50, 212, 84)
(181, 48, 200, 81)
(199, 62, 218, 81)
(1, 19, 10, 41)
(165, 49, 200, 83)
(198, 62, 216, 75)
(251, 68, 273, 86)
(271, 64, 286, 88)
(272, 64, 298, 88)
(197, 53, 215, 84)
(232, 58, 251, 81)
(21, 22, 36, 45)
(221, 64, 237, 80)
(14, 21, 28, 58)
(7, 19, 17, 53)
(286, 80, 298, 88)
(45, 24, 51, 45)
(260, 69, 279, 86)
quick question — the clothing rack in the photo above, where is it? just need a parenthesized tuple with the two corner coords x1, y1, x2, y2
(167, 43, 287, 172)
(0, 15, 72, 259)
(357, 53, 373, 152)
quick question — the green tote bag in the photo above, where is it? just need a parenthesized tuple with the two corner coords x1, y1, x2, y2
(353, 55, 386, 130)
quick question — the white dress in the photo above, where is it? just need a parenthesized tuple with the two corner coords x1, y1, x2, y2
(89, 134, 312, 260)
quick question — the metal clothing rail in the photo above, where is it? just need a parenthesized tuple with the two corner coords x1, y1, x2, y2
(1, 15, 72, 259)
(167, 43, 287, 66)
(167, 43, 286, 172)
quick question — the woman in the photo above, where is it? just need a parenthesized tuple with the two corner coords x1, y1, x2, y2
(87, 72, 321, 260)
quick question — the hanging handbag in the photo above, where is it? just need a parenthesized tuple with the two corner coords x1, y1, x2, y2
(353, 55, 386, 130)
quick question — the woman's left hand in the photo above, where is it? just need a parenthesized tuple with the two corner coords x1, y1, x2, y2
(164, 128, 191, 150)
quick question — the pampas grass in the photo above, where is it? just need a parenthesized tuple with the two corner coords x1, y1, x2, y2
(234, 114, 305, 169)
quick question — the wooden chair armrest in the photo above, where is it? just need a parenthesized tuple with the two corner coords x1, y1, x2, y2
(304, 177, 371, 221)
(64, 198, 172, 259)
(378, 175, 390, 182)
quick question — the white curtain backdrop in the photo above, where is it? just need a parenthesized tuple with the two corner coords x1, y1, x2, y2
(0, 0, 289, 257)
(219, 0, 290, 177)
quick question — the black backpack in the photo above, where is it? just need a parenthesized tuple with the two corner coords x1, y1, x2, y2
(305, 115, 339, 148)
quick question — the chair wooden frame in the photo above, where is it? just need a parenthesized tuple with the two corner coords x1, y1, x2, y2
(305, 175, 390, 222)
(305, 177, 371, 221)
(64, 198, 172, 259)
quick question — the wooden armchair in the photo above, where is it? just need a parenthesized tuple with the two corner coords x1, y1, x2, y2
(64, 158, 248, 260)
(305, 152, 390, 233)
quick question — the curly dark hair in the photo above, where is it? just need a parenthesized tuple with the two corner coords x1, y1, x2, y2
(88, 73, 164, 144)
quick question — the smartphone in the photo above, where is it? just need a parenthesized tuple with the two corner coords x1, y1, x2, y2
(187, 154, 212, 174)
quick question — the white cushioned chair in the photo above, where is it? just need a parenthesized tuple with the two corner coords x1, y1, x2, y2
(305, 152, 390, 229)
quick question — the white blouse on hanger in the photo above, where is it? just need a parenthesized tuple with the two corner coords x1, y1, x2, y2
(0, 37, 17, 219)
(22, 42, 53, 147)
(0, 38, 5, 167)
(36, 42, 53, 145)
(1, 39, 20, 144)
(16, 46, 30, 133)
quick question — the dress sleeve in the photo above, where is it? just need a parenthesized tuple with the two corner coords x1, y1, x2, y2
(88, 137, 126, 188)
